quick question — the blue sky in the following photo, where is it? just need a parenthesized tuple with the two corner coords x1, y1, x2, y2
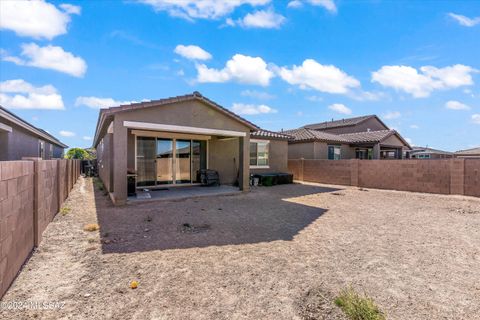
(0, 0, 479, 151)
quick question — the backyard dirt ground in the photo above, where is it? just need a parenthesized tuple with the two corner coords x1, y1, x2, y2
(1, 177, 479, 320)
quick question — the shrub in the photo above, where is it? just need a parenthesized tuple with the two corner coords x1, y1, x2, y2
(60, 206, 71, 216)
(334, 287, 385, 320)
(84, 223, 100, 232)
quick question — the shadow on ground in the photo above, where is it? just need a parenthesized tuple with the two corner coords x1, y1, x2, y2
(94, 183, 341, 253)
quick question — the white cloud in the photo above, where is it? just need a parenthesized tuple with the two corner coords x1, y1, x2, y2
(0, 0, 80, 39)
(472, 114, 480, 124)
(75, 96, 138, 109)
(371, 64, 477, 98)
(2, 43, 87, 77)
(279, 59, 360, 94)
(231, 103, 277, 115)
(237, 9, 286, 29)
(196, 54, 274, 86)
(445, 100, 471, 110)
(288, 0, 336, 12)
(328, 103, 351, 115)
(59, 130, 75, 137)
(410, 124, 419, 129)
(83, 136, 93, 141)
(308, 0, 337, 13)
(241, 90, 275, 100)
(137, 0, 270, 20)
(174, 45, 212, 60)
(405, 137, 413, 145)
(59, 4, 81, 15)
(0, 79, 64, 110)
(287, 1, 303, 8)
(383, 111, 401, 119)
(448, 13, 480, 27)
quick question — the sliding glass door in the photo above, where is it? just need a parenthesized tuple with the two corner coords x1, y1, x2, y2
(191, 140, 207, 183)
(136, 137, 156, 187)
(156, 139, 174, 184)
(175, 140, 191, 184)
(136, 136, 207, 187)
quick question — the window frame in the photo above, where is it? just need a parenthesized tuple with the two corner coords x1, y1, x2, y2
(327, 145, 342, 160)
(249, 139, 270, 169)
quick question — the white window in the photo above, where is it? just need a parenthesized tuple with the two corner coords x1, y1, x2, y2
(250, 140, 269, 168)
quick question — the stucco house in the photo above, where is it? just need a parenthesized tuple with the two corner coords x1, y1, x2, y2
(454, 147, 480, 158)
(0, 105, 67, 160)
(92, 92, 290, 205)
(407, 146, 453, 159)
(285, 115, 411, 160)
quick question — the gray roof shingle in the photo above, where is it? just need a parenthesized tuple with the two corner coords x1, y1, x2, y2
(283, 128, 351, 143)
(455, 147, 480, 155)
(339, 130, 395, 143)
(303, 115, 376, 130)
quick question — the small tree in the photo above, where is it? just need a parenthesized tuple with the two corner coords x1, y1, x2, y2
(65, 148, 91, 160)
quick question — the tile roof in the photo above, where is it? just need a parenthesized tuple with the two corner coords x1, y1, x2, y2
(283, 128, 351, 143)
(251, 130, 292, 140)
(454, 147, 480, 155)
(284, 128, 410, 147)
(302, 115, 376, 130)
(339, 129, 395, 143)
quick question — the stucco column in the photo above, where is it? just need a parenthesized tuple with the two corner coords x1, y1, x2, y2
(372, 143, 381, 159)
(112, 117, 128, 204)
(238, 135, 250, 191)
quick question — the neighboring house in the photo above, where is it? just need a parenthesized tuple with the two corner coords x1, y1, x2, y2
(0, 106, 67, 161)
(407, 146, 453, 159)
(285, 115, 411, 160)
(92, 92, 291, 205)
(454, 147, 480, 158)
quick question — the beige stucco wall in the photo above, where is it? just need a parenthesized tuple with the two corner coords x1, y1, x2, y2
(380, 134, 405, 147)
(288, 142, 314, 159)
(250, 139, 288, 174)
(288, 141, 353, 160)
(208, 137, 240, 184)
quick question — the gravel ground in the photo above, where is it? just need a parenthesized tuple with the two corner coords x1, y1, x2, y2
(1, 177, 479, 320)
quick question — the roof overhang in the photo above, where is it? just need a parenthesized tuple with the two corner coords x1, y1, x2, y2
(0, 122, 12, 132)
(123, 121, 247, 137)
(0, 107, 68, 148)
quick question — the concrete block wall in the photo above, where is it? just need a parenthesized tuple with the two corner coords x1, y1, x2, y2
(464, 159, 480, 197)
(303, 159, 352, 186)
(288, 158, 479, 197)
(0, 159, 80, 298)
(0, 161, 34, 299)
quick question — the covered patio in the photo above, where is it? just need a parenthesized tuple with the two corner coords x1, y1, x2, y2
(94, 92, 257, 205)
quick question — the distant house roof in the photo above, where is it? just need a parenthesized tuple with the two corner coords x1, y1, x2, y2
(455, 147, 480, 156)
(0, 105, 68, 148)
(284, 127, 411, 148)
(302, 115, 384, 131)
(339, 129, 400, 144)
(283, 128, 351, 143)
(251, 129, 292, 140)
(410, 146, 453, 155)
(93, 91, 260, 147)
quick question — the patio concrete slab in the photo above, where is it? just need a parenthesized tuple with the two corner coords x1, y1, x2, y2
(128, 185, 241, 203)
